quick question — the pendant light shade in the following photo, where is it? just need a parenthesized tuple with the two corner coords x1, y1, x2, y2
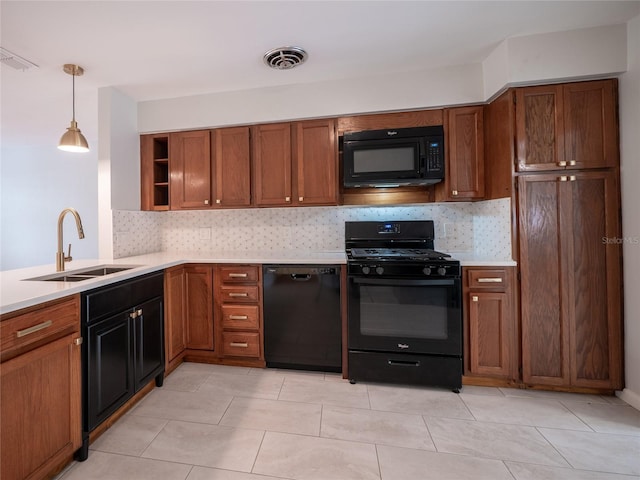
(58, 64, 89, 153)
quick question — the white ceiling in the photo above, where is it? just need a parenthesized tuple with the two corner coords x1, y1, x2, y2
(1, 0, 639, 148)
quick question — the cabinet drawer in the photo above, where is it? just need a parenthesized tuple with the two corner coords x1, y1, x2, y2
(1, 296, 79, 361)
(221, 332, 260, 358)
(219, 266, 259, 284)
(220, 285, 259, 303)
(221, 305, 260, 330)
(467, 270, 507, 290)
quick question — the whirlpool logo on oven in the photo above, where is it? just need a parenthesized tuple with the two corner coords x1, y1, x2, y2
(397, 343, 410, 349)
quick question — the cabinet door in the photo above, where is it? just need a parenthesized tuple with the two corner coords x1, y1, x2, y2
(518, 174, 570, 386)
(565, 171, 622, 389)
(468, 292, 510, 378)
(293, 119, 338, 205)
(563, 80, 618, 169)
(86, 312, 133, 431)
(1, 333, 81, 480)
(170, 130, 212, 209)
(165, 266, 186, 364)
(515, 85, 564, 172)
(185, 265, 214, 350)
(253, 123, 292, 206)
(212, 126, 251, 207)
(134, 297, 165, 390)
(445, 106, 485, 199)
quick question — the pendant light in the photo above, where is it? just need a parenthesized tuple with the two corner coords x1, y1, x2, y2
(58, 64, 89, 152)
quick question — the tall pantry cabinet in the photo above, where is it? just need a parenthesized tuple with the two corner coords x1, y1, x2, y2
(514, 79, 623, 390)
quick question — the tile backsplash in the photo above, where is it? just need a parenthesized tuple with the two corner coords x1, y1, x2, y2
(112, 198, 512, 260)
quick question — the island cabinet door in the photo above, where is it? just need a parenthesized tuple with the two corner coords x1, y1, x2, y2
(1, 333, 82, 480)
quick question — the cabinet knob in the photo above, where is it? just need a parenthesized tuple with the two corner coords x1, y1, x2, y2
(558, 161, 567, 167)
(451, 190, 458, 196)
(299, 196, 304, 202)
(285, 196, 291, 202)
(204, 199, 209, 205)
(568, 160, 576, 166)
(569, 175, 576, 182)
(216, 199, 221, 204)
(560, 176, 568, 182)
(472, 296, 479, 302)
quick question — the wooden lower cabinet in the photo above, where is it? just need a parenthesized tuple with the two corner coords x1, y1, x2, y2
(0, 296, 82, 480)
(518, 170, 623, 390)
(215, 264, 265, 366)
(463, 267, 517, 384)
(164, 265, 187, 369)
(184, 265, 214, 350)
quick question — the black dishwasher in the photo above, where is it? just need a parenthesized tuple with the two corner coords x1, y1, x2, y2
(263, 265, 341, 372)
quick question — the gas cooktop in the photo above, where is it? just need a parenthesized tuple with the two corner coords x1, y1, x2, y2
(349, 247, 452, 261)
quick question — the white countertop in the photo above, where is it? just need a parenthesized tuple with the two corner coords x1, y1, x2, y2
(450, 253, 517, 267)
(0, 250, 347, 315)
(0, 249, 515, 315)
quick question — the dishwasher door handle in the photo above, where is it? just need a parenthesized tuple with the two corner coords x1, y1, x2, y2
(291, 274, 312, 281)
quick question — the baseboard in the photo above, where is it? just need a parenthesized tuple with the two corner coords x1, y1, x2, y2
(617, 387, 640, 410)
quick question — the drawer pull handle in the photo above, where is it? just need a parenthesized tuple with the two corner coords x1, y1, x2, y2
(16, 320, 53, 338)
(74, 337, 84, 346)
(228, 292, 249, 298)
(560, 176, 568, 182)
(228, 273, 248, 278)
(477, 278, 503, 283)
(558, 161, 567, 167)
(472, 296, 479, 302)
(229, 315, 249, 320)
(230, 342, 249, 348)
(568, 160, 576, 166)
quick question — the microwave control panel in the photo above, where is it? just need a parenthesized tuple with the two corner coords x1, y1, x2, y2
(426, 138, 444, 172)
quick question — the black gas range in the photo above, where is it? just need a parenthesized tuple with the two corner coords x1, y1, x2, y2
(345, 220, 462, 391)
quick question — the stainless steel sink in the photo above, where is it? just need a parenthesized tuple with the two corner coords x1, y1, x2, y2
(24, 265, 140, 282)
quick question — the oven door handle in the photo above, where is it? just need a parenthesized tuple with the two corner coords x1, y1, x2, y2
(351, 277, 456, 287)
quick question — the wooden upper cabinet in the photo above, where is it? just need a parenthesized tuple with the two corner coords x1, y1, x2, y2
(563, 80, 618, 169)
(516, 79, 618, 172)
(293, 118, 338, 206)
(212, 126, 251, 207)
(441, 106, 484, 200)
(252, 123, 293, 206)
(170, 130, 212, 209)
(140, 133, 170, 211)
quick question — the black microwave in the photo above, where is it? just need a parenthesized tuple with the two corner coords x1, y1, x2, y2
(342, 126, 445, 188)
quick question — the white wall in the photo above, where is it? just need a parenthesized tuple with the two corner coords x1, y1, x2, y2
(0, 145, 99, 271)
(138, 64, 484, 133)
(482, 24, 628, 99)
(618, 14, 640, 409)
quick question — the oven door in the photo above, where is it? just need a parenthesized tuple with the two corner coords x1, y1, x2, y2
(347, 275, 461, 356)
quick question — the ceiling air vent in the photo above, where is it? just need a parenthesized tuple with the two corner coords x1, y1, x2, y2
(263, 46, 308, 70)
(0, 47, 38, 71)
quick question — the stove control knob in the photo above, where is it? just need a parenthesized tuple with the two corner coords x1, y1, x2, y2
(361, 266, 371, 275)
(422, 267, 432, 276)
(375, 266, 385, 275)
(437, 267, 447, 276)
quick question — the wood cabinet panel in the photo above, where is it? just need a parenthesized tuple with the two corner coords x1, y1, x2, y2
(253, 123, 292, 206)
(443, 106, 485, 200)
(563, 80, 618, 169)
(221, 332, 261, 358)
(221, 305, 260, 330)
(468, 292, 510, 378)
(220, 285, 260, 304)
(218, 265, 260, 283)
(518, 171, 622, 389)
(293, 118, 338, 206)
(516, 80, 618, 172)
(184, 265, 214, 350)
(170, 130, 211, 209)
(140, 134, 170, 211)
(165, 266, 186, 365)
(337, 109, 444, 135)
(212, 126, 251, 207)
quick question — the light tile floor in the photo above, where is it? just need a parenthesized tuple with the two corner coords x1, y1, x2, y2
(58, 363, 640, 480)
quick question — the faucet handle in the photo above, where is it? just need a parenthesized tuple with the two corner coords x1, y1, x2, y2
(65, 243, 73, 262)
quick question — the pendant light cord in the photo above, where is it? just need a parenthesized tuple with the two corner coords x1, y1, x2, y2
(72, 72, 76, 122)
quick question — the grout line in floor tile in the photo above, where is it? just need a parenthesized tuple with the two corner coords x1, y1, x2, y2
(457, 392, 478, 421)
(501, 460, 522, 480)
(374, 444, 383, 480)
(534, 426, 576, 469)
(249, 430, 267, 476)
